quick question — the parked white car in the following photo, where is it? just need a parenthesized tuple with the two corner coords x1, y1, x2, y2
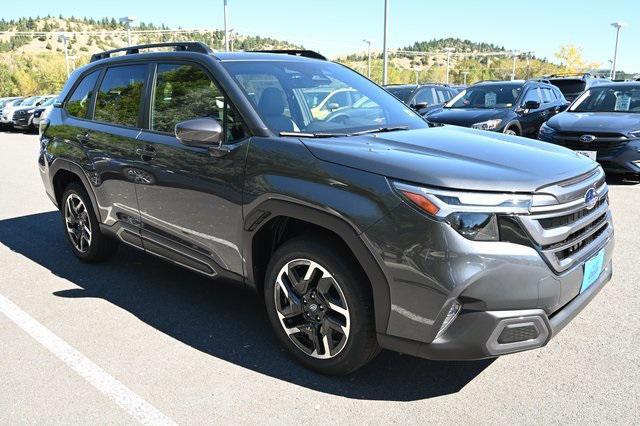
(31, 96, 58, 128)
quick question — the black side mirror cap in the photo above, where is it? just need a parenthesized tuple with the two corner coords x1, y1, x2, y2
(411, 102, 429, 110)
(523, 100, 540, 110)
(175, 118, 223, 147)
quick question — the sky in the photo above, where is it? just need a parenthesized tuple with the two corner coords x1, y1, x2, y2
(2, 0, 639, 72)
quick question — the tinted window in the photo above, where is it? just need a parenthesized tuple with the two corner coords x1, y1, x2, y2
(541, 87, 554, 103)
(152, 63, 248, 142)
(66, 71, 99, 118)
(95, 65, 147, 127)
(414, 88, 435, 105)
(523, 87, 542, 104)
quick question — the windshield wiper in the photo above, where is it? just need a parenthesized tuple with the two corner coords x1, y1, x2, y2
(347, 126, 409, 136)
(279, 131, 348, 138)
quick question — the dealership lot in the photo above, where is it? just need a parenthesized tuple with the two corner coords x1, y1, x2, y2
(0, 132, 639, 424)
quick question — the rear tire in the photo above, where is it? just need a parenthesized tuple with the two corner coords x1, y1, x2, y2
(264, 235, 379, 375)
(61, 183, 118, 263)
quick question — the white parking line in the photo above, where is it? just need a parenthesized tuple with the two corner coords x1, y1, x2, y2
(0, 293, 176, 425)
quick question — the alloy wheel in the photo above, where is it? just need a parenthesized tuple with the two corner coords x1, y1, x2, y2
(274, 259, 351, 359)
(64, 193, 92, 253)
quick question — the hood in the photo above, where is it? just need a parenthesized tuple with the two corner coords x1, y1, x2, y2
(548, 112, 640, 134)
(301, 126, 596, 193)
(426, 108, 509, 127)
(11, 105, 38, 113)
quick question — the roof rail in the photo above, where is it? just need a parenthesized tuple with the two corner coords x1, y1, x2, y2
(544, 72, 592, 79)
(90, 42, 212, 62)
(526, 78, 551, 84)
(248, 49, 327, 60)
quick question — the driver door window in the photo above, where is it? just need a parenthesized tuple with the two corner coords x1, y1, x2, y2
(522, 88, 542, 108)
(414, 88, 435, 106)
(152, 63, 247, 143)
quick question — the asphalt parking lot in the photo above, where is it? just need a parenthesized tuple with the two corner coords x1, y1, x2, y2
(0, 131, 639, 424)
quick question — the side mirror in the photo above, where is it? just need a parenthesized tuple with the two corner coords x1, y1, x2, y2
(327, 102, 340, 111)
(411, 102, 428, 110)
(175, 118, 223, 147)
(523, 100, 540, 110)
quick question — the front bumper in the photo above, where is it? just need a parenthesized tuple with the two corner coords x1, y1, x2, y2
(379, 250, 612, 360)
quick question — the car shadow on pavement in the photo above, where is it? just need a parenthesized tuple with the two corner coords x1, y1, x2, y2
(0, 211, 493, 402)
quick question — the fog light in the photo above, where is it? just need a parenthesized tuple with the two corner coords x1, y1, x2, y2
(436, 300, 461, 339)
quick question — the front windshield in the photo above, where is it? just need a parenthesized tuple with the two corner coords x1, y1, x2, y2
(569, 86, 640, 113)
(20, 97, 40, 107)
(446, 84, 522, 109)
(222, 60, 427, 135)
(40, 97, 57, 107)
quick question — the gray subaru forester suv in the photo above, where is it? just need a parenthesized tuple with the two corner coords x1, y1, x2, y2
(38, 42, 614, 375)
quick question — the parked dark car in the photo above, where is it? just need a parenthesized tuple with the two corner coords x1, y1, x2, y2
(39, 42, 613, 375)
(545, 73, 610, 102)
(426, 80, 568, 138)
(539, 82, 640, 180)
(384, 83, 457, 115)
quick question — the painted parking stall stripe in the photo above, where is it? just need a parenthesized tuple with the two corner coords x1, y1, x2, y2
(0, 293, 175, 426)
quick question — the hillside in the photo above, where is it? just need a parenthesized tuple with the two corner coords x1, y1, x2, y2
(0, 16, 302, 96)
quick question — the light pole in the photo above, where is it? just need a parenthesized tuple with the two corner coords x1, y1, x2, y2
(382, 0, 389, 85)
(510, 51, 518, 81)
(610, 22, 626, 80)
(362, 39, 372, 79)
(58, 34, 70, 77)
(224, 0, 230, 52)
(462, 71, 469, 85)
(444, 47, 454, 84)
(119, 16, 136, 46)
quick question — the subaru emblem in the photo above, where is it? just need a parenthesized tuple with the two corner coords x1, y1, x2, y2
(584, 188, 598, 210)
(579, 134, 596, 143)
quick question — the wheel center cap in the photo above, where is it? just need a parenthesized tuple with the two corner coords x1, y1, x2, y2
(309, 303, 318, 312)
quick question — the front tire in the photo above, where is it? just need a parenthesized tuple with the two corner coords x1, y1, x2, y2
(264, 236, 379, 375)
(61, 183, 117, 263)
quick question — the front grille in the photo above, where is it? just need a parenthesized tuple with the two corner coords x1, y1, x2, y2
(518, 168, 613, 273)
(538, 197, 607, 229)
(552, 132, 628, 156)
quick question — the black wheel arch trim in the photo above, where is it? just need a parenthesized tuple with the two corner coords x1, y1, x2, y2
(49, 158, 102, 221)
(504, 120, 522, 134)
(243, 197, 392, 333)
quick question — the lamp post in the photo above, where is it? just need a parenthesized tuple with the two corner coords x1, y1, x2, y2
(224, 0, 230, 52)
(382, 0, 389, 85)
(610, 22, 626, 80)
(119, 16, 136, 46)
(58, 34, 70, 77)
(444, 47, 454, 84)
(362, 39, 372, 79)
(462, 71, 469, 85)
(511, 51, 518, 81)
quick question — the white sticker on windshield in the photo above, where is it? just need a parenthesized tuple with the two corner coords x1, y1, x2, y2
(485, 92, 497, 106)
(615, 94, 631, 111)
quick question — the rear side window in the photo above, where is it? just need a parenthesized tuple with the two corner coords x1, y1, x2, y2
(95, 65, 148, 127)
(66, 71, 100, 118)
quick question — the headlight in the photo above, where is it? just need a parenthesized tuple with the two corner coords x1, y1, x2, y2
(471, 119, 502, 130)
(539, 122, 556, 136)
(393, 181, 533, 241)
(27, 109, 35, 113)
(445, 212, 499, 241)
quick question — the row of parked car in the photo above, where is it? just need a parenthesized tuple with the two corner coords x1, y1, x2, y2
(0, 95, 58, 133)
(383, 73, 640, 180)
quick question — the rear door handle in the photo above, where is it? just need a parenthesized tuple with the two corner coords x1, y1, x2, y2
(136, 145, 156, 161)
